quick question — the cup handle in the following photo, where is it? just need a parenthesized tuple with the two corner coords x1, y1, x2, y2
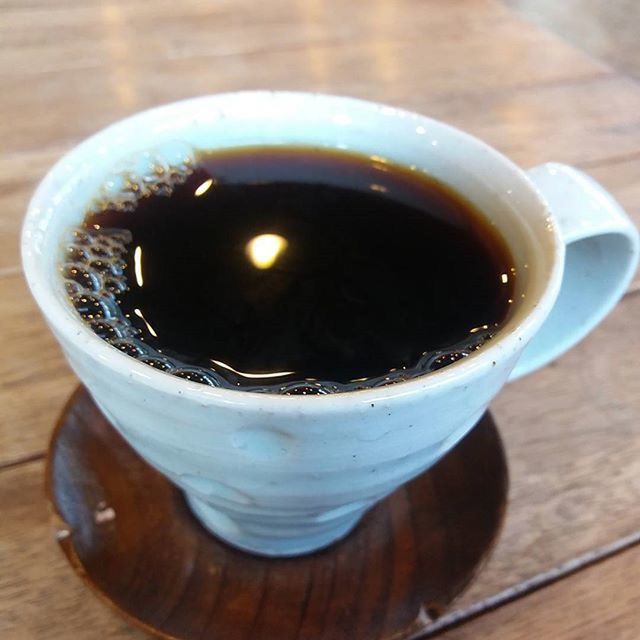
(509, 163, 640, 380)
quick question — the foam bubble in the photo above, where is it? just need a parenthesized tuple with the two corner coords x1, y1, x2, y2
(89, 319, 123, 341)
(111, 338, 147, 358)
(139, 356, 174, 372)
(61, 264, 100, 291)
(64, 246, 89, 263)
(280, 382, 331, 396)
(172, 368, 219, 386)
(71, 292, 112, 320)
(89, 142, 195, 214)
(429, 351, 468, 371)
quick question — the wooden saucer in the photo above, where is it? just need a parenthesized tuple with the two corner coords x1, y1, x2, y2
(46, 386, 508, 640)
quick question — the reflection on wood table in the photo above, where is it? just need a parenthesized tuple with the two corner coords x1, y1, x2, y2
(1, 0, 640, 638)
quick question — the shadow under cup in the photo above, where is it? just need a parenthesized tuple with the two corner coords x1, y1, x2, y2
(22, 92, 558, 556)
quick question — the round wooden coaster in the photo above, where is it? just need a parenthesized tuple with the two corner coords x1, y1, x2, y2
(46, 386, 508, 640)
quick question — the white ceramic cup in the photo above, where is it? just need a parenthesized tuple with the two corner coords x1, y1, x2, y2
(22, 92, 639, 556)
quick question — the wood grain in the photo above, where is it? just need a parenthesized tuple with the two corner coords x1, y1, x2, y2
(0, 460, 142, 639)
(505, 0, 640, 81)
(437, 542, 640, 639)
(0, 273, 76, 467)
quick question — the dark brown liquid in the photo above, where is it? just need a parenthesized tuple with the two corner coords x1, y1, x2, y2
(63, 147, 516, 393)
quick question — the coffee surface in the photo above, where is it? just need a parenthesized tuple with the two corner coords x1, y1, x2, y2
(63, 147, 516, 393)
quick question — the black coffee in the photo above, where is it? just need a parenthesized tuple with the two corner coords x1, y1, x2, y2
(62, 147, 516, 393)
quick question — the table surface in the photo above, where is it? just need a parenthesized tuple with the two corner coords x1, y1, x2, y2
(2, 1, 640, 638)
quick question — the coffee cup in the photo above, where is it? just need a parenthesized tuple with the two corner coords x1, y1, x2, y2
(22, 92, 639, 556)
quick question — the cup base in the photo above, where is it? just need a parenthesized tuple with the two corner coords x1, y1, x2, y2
(47, 386, 508, 640)
(185, 493, 362, 557)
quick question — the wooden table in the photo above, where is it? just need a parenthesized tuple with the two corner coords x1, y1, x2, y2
(2, 1, 640, 637)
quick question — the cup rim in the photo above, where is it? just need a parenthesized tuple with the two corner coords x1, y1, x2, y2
(22, 91, 564, 407)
